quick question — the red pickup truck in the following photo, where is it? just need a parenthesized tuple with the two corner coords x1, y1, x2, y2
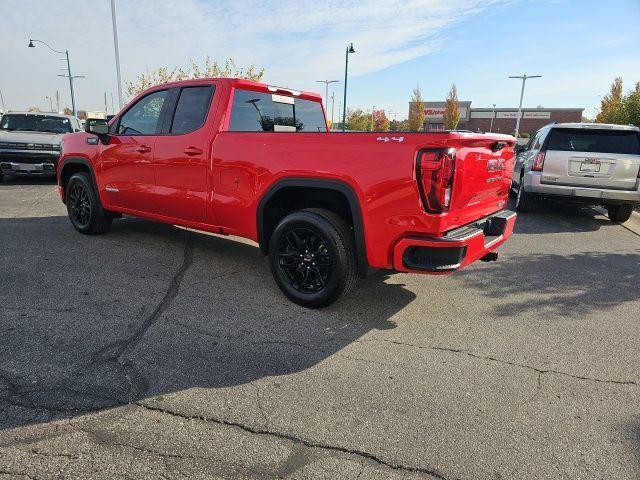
(58, 78, 517, 308)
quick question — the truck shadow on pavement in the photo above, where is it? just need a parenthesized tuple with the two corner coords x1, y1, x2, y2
(511, 200, 618, 235)
(458, 250, 640, 318)
(0, 215, 414, 431)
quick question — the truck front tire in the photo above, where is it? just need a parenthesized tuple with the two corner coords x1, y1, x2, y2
(606, 204, 633, 223)
(66, 172, 113, 235)
(268, 208, 357, 308)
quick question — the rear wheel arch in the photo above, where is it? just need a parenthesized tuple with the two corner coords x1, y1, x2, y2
(257, 178, 368, 277)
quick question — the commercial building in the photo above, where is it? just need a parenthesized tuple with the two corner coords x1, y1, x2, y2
(410, 101, 584, 136)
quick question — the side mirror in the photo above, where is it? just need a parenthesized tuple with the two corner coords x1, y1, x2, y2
(85, 118, 109, 135)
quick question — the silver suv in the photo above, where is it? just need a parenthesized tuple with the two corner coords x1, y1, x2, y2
(0, 112, 82, 182)
(512, 123, 640, 222)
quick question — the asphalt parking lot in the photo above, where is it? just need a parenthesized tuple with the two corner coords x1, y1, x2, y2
(0, 178, 639, 479)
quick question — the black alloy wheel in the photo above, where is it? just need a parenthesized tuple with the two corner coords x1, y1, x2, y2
(68, 182, 91, 228)
(277, 227, 333, 294)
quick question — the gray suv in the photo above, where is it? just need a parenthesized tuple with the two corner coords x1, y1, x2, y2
(0, 112, 82, 181)
(512, 123, 640, 222)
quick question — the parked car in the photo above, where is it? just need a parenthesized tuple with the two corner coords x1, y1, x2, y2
(0, 111, 82, 181)
(512, 123, 640, 221)
(57, 78, 517, 307)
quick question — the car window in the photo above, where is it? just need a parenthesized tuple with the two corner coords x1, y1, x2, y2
(170, 86, 214, 134)
(546, 128, 640, 154)
(117, 90, 168, 135)
(228, 89, 326, 132)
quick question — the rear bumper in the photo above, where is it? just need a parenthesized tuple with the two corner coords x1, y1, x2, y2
(524, 171, 640, 204)
(392, 209, 517, 274)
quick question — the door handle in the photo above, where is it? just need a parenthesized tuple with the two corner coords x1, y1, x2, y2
(136, 145, 151, 154)
(184, 146, 203, 156)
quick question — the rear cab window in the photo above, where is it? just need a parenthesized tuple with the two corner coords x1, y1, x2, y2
(228, 89, 327, 132)
(170, 86, 214, 134)
(546, 128, 640, 155)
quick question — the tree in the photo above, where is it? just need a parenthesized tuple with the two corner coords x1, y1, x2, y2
(443, 83, 461, 130)
(408, 85, 426, 132)
(27, 106, 42, 112)
(372, 109, 390, 131)
(63, 108, 73, 115)
(124, 56, 265, 97)
(389, 119, 410, 132)
(623, 81, 640, 127)
(596, 77, 625, 124)
(345, 109, 371, 131)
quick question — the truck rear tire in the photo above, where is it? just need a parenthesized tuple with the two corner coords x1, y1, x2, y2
(606, 204, 633, 223)
(66, 172, 113, 235)
(268, 208, 357, 308)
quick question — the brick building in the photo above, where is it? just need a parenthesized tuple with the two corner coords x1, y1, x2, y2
(410, 101, 583, 136)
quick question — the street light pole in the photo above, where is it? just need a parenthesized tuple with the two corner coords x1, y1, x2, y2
(315, 80, 339, 118)
(28, 39, 84, 117)
(330, 92, 335, 127)
(489, 103, 496, 133)
(370, 105, 375, 131)
(0, 89, 6, 112)
(110, 0, 124, 109)
(342, 43, 355, 132)
(45, 96, 53, 112)
(508, 74, 541, 138)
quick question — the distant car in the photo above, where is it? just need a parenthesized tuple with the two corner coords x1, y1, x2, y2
(512, 123, 640, 222)
(0, 111, 83, 181)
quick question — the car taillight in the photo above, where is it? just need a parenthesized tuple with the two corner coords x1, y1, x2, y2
(532, 151, 546, 172)
(416, 148, 456, 214)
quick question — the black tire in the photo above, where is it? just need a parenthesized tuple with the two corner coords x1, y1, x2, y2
(66, 172, 112, 235)
(268, 208, 357, 308)
(515, 174, 535, 212)
(606, 204, 633, 223)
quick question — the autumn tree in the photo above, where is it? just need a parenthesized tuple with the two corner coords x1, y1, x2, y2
(372, 109, 390, 131)
(125, 56, 265, 97)
(596, 77, 625, 124)
(408, 85, 425, 132)
(345, 109, 371, 131)
(623, 81, 640, 127)
(389, 119, 410, 131)
(443, 83, 461, 130)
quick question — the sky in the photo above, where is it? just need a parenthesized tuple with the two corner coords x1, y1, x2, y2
(1, 0, 639, 119)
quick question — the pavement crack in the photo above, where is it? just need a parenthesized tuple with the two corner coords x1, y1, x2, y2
(375, 339, 639, 387)
(135, 402, 449, 479)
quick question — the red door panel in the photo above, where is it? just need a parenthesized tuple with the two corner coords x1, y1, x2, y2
(98, 135, 158, 213)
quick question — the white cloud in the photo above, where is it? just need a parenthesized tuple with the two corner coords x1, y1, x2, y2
(1, 0, 511, 111)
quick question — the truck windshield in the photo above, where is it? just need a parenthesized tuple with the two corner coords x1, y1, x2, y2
(229, 90, 327, 132)
(546, 128, 640, 155)
(0, 114, 73, 134)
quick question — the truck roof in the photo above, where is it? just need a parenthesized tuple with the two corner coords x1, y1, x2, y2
(546, 122, 639, 131)
(143, 78, 323, 102)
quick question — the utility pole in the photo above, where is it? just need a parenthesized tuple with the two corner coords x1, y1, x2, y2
(0, 89, 6, 112)
(315, 80, 339, 118)
(342, 43, 355, 132)
(330, 92, 335, 127)
(45, 96, 53, 112)
(29, 39, 84, 116)
(55, 90, 60, 113)
(489, 103, 496, 132)
(508, 74, 541, 138)
(110, 0, 124, 109)
(104, 92, 109, 114)
(370, 105, 375, 131)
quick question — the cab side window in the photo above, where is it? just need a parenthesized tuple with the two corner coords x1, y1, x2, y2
(117, 90, 168, 135)
(169, 86, 214, 135)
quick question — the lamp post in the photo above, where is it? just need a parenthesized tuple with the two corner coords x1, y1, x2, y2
(489, 103, 496, 133)
(341, 43, 355, 132)
(330, 92, 335, 127)
(370, 105, 375, 131)
(0, 89, 6, 112)
(110, 0, 124, 109)
(28, 39, 84, 117)
(315, 80, 339, 119)
(508, 74, 541, 138)
(45, 96, 53, 112)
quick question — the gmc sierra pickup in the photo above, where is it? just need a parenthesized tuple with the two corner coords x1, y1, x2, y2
(58, 78, 517, 308)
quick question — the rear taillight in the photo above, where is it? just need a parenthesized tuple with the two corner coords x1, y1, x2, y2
(532, 151, 546, 172)
(416, 148, 456, 214)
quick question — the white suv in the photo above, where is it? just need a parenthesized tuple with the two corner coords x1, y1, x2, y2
(512, 123, 640, 222)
